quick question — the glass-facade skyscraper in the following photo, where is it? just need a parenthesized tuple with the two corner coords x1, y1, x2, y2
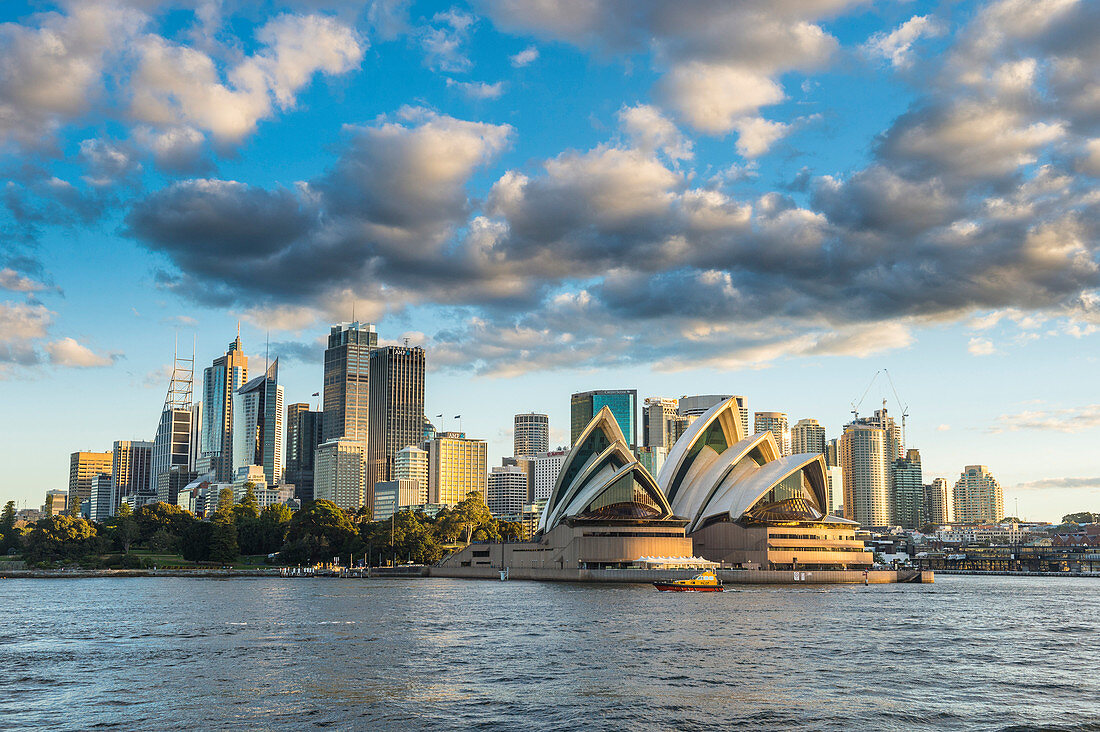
(198, 334, 248, 481)
(893, 448, 923, 529)
(286, 403, 323, 502)
(366, 345, 425, 500)
(323, 322, 377, 447)
(232, 359, 285, 486)
(570, 389, 638, 450)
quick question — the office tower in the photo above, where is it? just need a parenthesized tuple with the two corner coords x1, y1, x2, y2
(68, 451, 113, 514)
(286, 403, 323, 502)
(643, 397, 685, 450)
(488, 465, 528, 518)
(373, 479, 421, 522)
(395, 445, 429, 504)
(322, 321, 377, 448)
(427, 432, 487, 506)
(893, 449, 923, 529)
(232, 359, 285, 486)
(514, 413, 549, 458)
(636, 446, 668, 478)
(153, 349, 197, 507)
(678, 394, 744, 433)
(314, 438, 366, 510)
(534, 449, 568, 503)
(89, 473, 114, 522)
(825, 465, 844, 516)
(825, 437, 841, 468)
(198, 333, 249, 481)
(44, 489, 68, 516)
(754, 412, 790, 456)
(189, 402, 203, 471)
(790, 418, 826, 455)
(112, 440, 154, 510)
(953, 465, 1004, 524)
(839, 422, 889, 526)
(924, 477, 954, 524)
(570, 389, 638, 449)
(422, 417, 437, 443)
(366, 345, 426, 502)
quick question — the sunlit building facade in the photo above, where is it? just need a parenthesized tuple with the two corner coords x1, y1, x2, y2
(427, 432, 487, 506)
(514, 413, 549, 458)
(68, 451, 113, 515)
(754, 411, 790, 456)
(314, 438, 366, 510)
(198, 334, 248, 481)
(954, 465, 1004, 524)
(570, 389, 638, 451)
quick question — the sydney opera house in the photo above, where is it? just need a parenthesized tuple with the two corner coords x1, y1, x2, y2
(440, 398, 870, 573)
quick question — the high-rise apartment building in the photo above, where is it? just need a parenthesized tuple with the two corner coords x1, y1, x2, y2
(513, 413, 549, 458)
(285, 403, 323, 502)
(571, 390, 638, 450)
(487, 464, 529, 519)
(840, 422, 889, 526)
(953, 465, 1004, 524)
(322, 321, 377, 448)
(427, 432, 487, 506)
(825, 466, 844, 516)
(534, 450, 568, 503)
(367, 345, 425, 498)
(790, 418, 826, 456)
(924, 477, 954, 525)
(112, 440, 154, 511)
(232, 360, 285, 486)
(893, 449, 923, 529)
(68, 451, 113, 514)
(754, 412, 790, 456)
(395, 445, 429, 504)
(314, 437, 366, 510)
(89, 473, 114, 522)
(198, 334, 248, 481)
(677, 394, 733, 418)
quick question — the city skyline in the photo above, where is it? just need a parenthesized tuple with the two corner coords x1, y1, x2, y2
(1, 0, 1099, 522)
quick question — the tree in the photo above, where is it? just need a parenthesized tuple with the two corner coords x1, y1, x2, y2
(436, 492, 493, 544)
(22, 515, 98, 562)
(208, 488, 239, 563)
(181, 521, 214, 562)
(233, 485, 260, 522)
(284, 500, 357, 564)
(257, 503, 292, 555)
(68, 495, 82, 517)
(0, 501, 16, 554)
(360, 509, 443, 565)
(134, 502, 194, 543)
(1062, 512, 1098, 525)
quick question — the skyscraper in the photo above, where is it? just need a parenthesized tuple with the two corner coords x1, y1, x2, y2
(427, 432, 487, 506)
(790, 418, 826, 455)
(112, 440, 154, 511)
(840, 422, 889, 526)
(513, 413, 549, 458)
(487, 464, 528, 519)
(198, 334, 248, 481)
(571, 390, 637, 450)
(153, 349, 197, 507)
(533, 449, 568, 503)
(953, 465, 1004, 524)
(924, 477, 954, 524)
(68, 451, 113, 514)
(322, 321, 377, 448)
(232, 359, 285, 486)
(754, 411, 790, 456)
(395, 445, 429, 504)
(643, 397, 684, 449)
(314, 437, 366, 510)
(366, 345, 425, 502)
(893, 449, 923, 529)
(285, 403, 323, 502)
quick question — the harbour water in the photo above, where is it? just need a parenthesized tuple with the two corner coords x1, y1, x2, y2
(1, 575, 1096, 730)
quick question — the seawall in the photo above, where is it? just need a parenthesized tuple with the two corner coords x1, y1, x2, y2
(429, 566, 932, 584)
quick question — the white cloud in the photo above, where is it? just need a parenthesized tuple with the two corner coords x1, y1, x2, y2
(733, 116, 789, 158)
(446, 78, 504, 99)
(658, 63, 785, 135)
(1079, 138, 1100, 176)
(0, 268, 47, 293)
(617, 104, 693, 160)
(44, 337, 118, 368)
(968, 336, 996, 355)
(510, 45, 538, 67)
(991, 404, 1100, 434)
(863, 15, 946, 69)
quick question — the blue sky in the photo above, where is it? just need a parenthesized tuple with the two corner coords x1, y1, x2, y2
(2, 0, 1099, 521)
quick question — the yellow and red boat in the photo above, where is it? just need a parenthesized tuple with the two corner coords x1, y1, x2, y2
(653, 570, 724, 592)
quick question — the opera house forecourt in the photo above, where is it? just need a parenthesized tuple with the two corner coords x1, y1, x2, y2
(437, 401, 926, 584)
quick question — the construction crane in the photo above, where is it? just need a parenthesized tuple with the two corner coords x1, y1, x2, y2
(850, 370, 882, 421)
(884, 369, 910, 448)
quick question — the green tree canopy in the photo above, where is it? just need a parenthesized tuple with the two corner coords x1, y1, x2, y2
(256, 503, 292, 555)
(361, 509, 443, 566)
(23, 515, 98, 562)
(436, 492, 494, 544)
(1061, 512, 1098, 525)
(115, 502, 133, 518)
(134, 502, 194, 542)
(67, 495, 82, 517)
(284, 500, 358, 563)
(0, 501, 16, 554)
(233, 484, 260, 522)
(208, 488, 239, 562)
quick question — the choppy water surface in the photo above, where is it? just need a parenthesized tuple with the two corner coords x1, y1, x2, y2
(1, 575, 1097, 730)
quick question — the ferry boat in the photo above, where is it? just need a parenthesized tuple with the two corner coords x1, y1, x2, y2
(653, 570, 724, 592)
